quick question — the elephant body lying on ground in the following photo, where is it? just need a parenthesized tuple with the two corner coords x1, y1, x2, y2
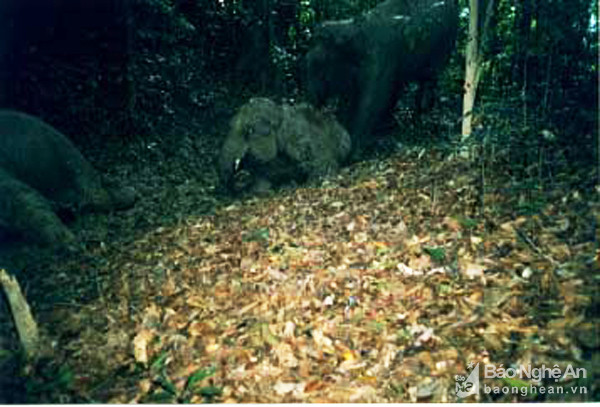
(305, 0, 459, 153)
(218, 98, 351, 194)
(0, 110, 135, 247)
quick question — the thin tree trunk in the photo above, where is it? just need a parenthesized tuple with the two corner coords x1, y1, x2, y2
(461, 0, 481, 143)
(461, 0, 495, 150)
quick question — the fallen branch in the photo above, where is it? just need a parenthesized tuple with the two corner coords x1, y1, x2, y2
(0, 268, 40, 359)
(514, 227, 559, 267)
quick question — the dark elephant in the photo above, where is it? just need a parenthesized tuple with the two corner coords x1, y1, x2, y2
(305, 0, 459, 153)
(218, 98, 351, 195)
(0, 110, 136, 246)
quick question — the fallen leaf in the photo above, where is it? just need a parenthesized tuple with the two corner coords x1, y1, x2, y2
(349, 385, 377, 402)
(273, 342, 298, 368)
(462, 262, 485, 280)
(132, 329, 155, 364)
(273, 381, 305, 397)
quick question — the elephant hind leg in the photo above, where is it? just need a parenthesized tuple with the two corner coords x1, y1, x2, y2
(0, 170, 75, 247)
(349, 64, 401, 155)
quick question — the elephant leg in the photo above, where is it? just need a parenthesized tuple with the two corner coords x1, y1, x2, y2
(415, 78, 437, 113)
(0, 170, 75, 247)
(350, 61, 400, 155)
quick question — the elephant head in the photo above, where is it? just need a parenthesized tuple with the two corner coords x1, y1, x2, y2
(218, 98, 284, 191)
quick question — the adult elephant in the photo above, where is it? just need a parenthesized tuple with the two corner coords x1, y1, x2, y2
(0, 110, 136, 247)
(305, 0, 459, 154)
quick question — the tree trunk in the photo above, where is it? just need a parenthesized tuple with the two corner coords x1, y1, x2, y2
(461, 0, 495, 150)
(461, 0, 481, 143)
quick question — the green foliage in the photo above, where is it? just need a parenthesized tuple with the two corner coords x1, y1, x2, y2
(145, 390, 177, 403)
(25, 361, 75, 403)
(150, 350, 169, 371)
(195, 385, 223, 403)
(146, 352, 221, 403)
(298, 0, 316, 26)
(368, 320, 386, 333)
(186, 366, 217, 388)
(457, 216, 479, 230)
(515, 196, 548, 216)
(156, 372, 178, 396)
(424, 246, 446, 262)
(243, 228, 270, 244)
(437, 282, 453, 295)
(0, 348, 14, 361)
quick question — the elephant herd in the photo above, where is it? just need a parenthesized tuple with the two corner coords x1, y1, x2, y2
(0, 0, 458, 248)
(219, 0, 458, 193)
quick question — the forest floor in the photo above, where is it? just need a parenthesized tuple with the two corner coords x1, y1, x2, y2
(0, 140, 598, 402)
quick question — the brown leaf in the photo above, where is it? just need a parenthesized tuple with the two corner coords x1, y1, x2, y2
(273, 342, 298, 368)
(305, 379, 326, 393)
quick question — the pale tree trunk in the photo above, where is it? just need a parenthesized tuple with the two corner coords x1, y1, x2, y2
(461, 0, 481, 143)
(461, 0, 494, 151)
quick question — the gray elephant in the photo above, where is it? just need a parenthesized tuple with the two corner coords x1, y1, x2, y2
(0, 110, 135, 246)
(218, 98, 351, 194)
(305, 0, 459, 154)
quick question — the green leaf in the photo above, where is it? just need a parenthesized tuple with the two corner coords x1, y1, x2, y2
(261, 323, 280, 346)
(197, 385, 223, 402)
(186, 366, 216, 389)
(145, 390, 176, 403)
(242, 228, 270, 243)
(438, 282, 452, 295)
(56, 366, 74, 388)
(458, 216, 479, 229)
(423, 246, 446, 262)
(0, 348, 14, 361)
(151, 351, 169, 372)
(369, 320, 385, 333)
(157, 373, 178, 395)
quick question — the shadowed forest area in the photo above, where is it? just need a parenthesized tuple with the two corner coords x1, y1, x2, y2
(0, 0, 598, 402)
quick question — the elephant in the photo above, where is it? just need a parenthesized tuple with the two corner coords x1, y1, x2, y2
(305, 0, 459, 154)
(0, 110, 136, 246)
(0, 167, 76, 246)
(218, 98, 351, 194)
